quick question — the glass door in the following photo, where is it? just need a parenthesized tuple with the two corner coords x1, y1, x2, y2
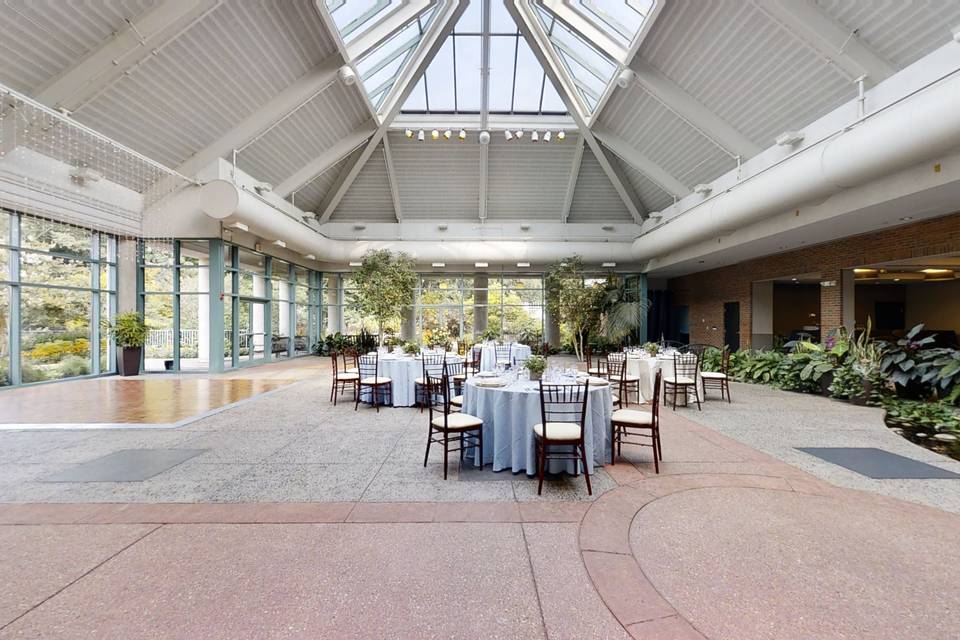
(238, 299, 268, 363)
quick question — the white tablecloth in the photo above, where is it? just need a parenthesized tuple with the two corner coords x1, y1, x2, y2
(360, 354, 462, 407)
(626, 355, 704, 403)
(462, 378, 613, 475)
(476, 343, 533, 372)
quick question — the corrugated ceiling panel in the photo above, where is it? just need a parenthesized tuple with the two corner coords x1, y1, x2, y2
(567, 146, 632, 223)
(74, 0, 337, 167)
(486, 135, 577, 221)
(388, 131, 480, 220)
(601, 87, 733, 190)
(288, 156, 348, 215)
(638, 0, 851, 147)
(331, 144, 396, 222)
(238, 81, 369, 187)
(0, 0, 158, 93)
(816, 0, 960, 69)
(618, 159, 675, 214)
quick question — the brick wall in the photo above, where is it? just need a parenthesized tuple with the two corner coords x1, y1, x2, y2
(668, 211, 960, 348)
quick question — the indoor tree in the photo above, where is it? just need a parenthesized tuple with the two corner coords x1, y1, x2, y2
(544, 256, 603, 361)
(599, 275, 647, 344)
(347, 249, 417, 347)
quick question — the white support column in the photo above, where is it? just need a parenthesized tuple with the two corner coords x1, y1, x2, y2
(751, 280, 774, 349)
(754, 0, 896, 84)
(381, 135, 404, 221)
(561, 136, 585, 223)
(35, 0, 221, 112)
(592, 123, 691, 198)
(841, 268, 856, 333)
(198, 259, 210, 362)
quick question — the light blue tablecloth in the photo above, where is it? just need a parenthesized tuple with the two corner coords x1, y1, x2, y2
(477, 343, 533, 372)
(360, 354, 462, 407)
(462, 378, 612, 475)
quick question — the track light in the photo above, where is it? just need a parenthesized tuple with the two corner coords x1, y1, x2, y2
(616, 69, 635, 89)
(458, 129, 466, 141)
(443, 129, 452, 140)
(405, 129, 414, 139)
(504, 130, 513, 141)
(417, 129, 425, 141)
(531, 131, 539, 142)
(515, 130, 524, 139)
(431, 129, 440, 140)
(543, 131, 551, 142)
(479, 130, 490, 144)
(557, 131, 566, 141)
(602, 262, 616, 268)
(338, 65, 357, 85)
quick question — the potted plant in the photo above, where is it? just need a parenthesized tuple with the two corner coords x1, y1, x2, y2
(403, 341, 420, 356)
(880, 324, 941, 400)
(643, 341, 660, 357)
(525, 355, 547, 381)
(109, 312, 148, 376)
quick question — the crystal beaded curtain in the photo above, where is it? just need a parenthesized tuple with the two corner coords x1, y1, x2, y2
(0, 83, 190, 242)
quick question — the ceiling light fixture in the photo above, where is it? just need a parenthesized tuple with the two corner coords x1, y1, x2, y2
(515, 130, 524, 139)
(475, 262, 488, 268)
(531, 131, 539, 142)
(437, 224, 448, 231)
(353, 223, 366, 231)
(272, 240, 286, 248)
(349, 261, 362, 267)
(304, 254, 316, 260)
(556, 131, 565, 141)
(338, 65, 357, 85)
(776, 130, 805, 146)
(900, 216, 914, 221)
(479, 130, 491, 144)
(616, 68, 635, 88)
(432, 262, 445, 268)
(601, 224, 615, 231)
(922, 268, 953, 274)
(443, 129, 452, 140)
(517, 262, 530, 268)
(431, 129, 440, 140)
(693, 183, 713, 196)
(520, 223, 530, 231)
(405, 129, 414, 139)
(417, 129, 425, 141)
(458, 129, 466, 141)
(543, 131, 551, 142)
(602, 262, 616, 268)
(229, 221, 249, 232)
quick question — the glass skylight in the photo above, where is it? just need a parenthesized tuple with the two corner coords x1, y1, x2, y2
(534, 5, 618, 114)
(569, 1, 656, 49)
(401, 0, 567, 116)
(325, 0, 403, 44)
(354, 5, 438, 108)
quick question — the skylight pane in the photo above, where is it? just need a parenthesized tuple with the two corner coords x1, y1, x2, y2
(454, 35, 482, 112)
(513, 38, 544, 112)
(455, 0, 482, 33)
(327, 0, 402, 43)
(425, 37, 456, 111)
(488, 35, 517, 112)
(541, 78, 566, 112)
(404, 75, 428, 111)
(572, 1, 648, 47)
(490, 0, 517, 33)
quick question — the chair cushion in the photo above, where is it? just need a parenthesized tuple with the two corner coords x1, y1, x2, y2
(431, 412, 482, 430)
(587, 367, 602, 375)
(612, 409, 653, 426)
(452, 374, 467, 381)
(450, 395, 464, 406)
(667, 376, 697, 385)
(608, 374, 640, 382)
(344, 367, 359, 374)
(611, 393, 620, 404)
(700, 371, 728, 379)
(336, 373, 359, 381)
(361, 376, 392, 385)
(533, 422, 582, 441)
(414, 377, 426, 385)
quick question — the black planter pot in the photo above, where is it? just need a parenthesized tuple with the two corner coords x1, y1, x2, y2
(895, 379, 927, 400)
(118, 346, 142, 376)
(819, 371, 835, 396)
(850, 377, 873, 405)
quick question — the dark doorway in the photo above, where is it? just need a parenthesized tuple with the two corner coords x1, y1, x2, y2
(724, 302, 740, 351)
(874, 301, 905, 332)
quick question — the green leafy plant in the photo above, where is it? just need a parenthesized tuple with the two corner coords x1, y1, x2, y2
(544, 256, 604, 362)
(57, 354, 91, 377)
(930, 350, 960, 404)
(598, 276, 647, 342)
(700, 346, 723, 371)
(828, 360, 863, 399)
(109, 312, 149, 348)
(479, 327, 501, 342)
(403, 341, 420, 355)
(516, 326, 542, 347)
(383, 334, 404, 348)
(879, 324, 940, 394)
(347, 249, 417, 347)
(730, 350, 783, 384)
(642, 341, 659, 357)
(525, 354, 547, 376)
(776, 351, 832, 393)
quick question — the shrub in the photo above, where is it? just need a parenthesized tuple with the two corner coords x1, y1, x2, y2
(700, 346, 723, 372)
(25, 338, 90, 363)
(882, 397, 959, 434)
(828, 361, 863, 399)
(57, 354, 91, 378)
(20, 363, 50, 383)
(730, 350, 783, 384)
(776, 351, 834, 393)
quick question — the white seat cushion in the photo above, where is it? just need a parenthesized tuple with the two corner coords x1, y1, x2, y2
(611, 393, 620, 404)
(450, 395, 464, 406)
(336, 372, 359, 381)
(344, 367, 359, 374)
(452, 373, 467, 381)
(667, 376, 696, 385)
(414, 377, 426, 385)
(587, 367, 602, 375)
(608, 374, 640, 382)
(431, 412, 482, 430)
(612, 409, 653, 426)
(361, 376, 391, 385)
(700, 371, 727, 379)
(533, 422, 582, 441)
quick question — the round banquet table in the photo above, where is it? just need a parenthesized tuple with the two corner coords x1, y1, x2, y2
(360, 353, 462, 407)
(476, 343, 533, 371)
(462, 376, 613, 475)
(626, 354, 704, 403)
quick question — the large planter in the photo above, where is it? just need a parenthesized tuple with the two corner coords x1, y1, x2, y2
(529, 370, 542, 381)
(895, 379, 927, 400)
(849, 377, 873, 406)
(118, 346, 142, 376)
(819, 371, 835, 396)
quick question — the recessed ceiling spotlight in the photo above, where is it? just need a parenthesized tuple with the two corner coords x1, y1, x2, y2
(404, 129, 414, 139)
(348, 261, 362, 267)
(543, 131, 551, 142)
(458, 129, 466, 141)
(432, 262, 445, 268)
(353, 223, 366, 231)
(900, 216, 914, 221)
(517, 262, 530, 268)
(556, 131, 565, 141)
(229, 221, 249, 232)
(602, 262, 616, 268)
(504, 130, 513, 141)
(601, 224, 615, 231)
(417, 129, 425, 141)
(520, 223, 530, 231)
(443, 129, 452, 140)
(479, 130, 491, 144)
(531, 131, 539, 142)
(431, 129, 440, 140)
(304, 254, 316, 260)
(475, 262, 488, 268)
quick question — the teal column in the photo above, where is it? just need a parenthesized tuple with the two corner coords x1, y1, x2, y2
(8, 213, 21, 385)
(208, 238, 225, 373)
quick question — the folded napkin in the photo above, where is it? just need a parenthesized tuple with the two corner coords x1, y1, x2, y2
(585, 376, 609, 386)
(474, 377, 505, 387)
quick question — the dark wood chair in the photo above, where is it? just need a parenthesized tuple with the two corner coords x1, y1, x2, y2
(585, 346, 603, 377)
(611, 370, 662, 472)
(444, 359, 466, 410)
(415, 353, 446, 411)
(701, 348, 732, 403)
(495, 343, 512, 368)
(663, 352, 701, 411)
(342, 347, 359, 375)
(424, 372, 483, 479)
(533, 381, 592, 496)
(355, 353, 392, 412)
(465, 344, 482, 376)
(607, 355, 640, 407)
(329, 351, 358, 405)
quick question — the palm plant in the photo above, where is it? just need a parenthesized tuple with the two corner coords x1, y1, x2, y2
(598, 276, 648, 342)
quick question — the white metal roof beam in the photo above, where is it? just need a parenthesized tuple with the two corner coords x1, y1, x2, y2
(318, 0, 467, 223)
(176, 53, 343, 179)
(381, 135, 403, 221)
(479, 0, 491, 221)
(560, 136, 585, 223)
(274, 121, 377, 198)
(539, 0, 628, 64)
(754, 0, 896, 84)
(34, 0, 221, 112)
(345, 1, 434, 60)
(593, 123, 691, 198)
(507, 1, 646, 223)
(631, 58, 762, 160)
